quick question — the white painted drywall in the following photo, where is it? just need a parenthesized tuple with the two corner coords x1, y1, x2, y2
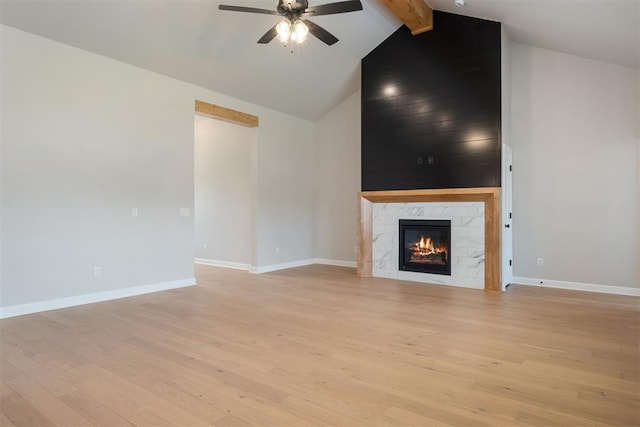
(510, 43, 639, 289)
(194, 116, 253, 266)
(314, 90, 361, 263)
(254, 116, 316, 267)
(1, 25, 196, 307)
(1, 25, 317, 309)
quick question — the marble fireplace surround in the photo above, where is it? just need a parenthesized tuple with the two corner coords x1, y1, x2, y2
(357, 188, 501, 291)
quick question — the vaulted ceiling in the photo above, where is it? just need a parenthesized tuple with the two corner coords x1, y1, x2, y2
(1, 0, 638, 121)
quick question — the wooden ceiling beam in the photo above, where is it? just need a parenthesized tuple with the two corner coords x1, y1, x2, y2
(195, 100, 258, 128)
(380, 0, 434, 35)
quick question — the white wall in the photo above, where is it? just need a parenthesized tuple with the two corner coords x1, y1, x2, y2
(194, 116, 254, 266)
(0, 25, 316, 311)
(1, 25, 196, 308)
(510, 43, 639, 290)
(254, 117, 316, 268)
(314, 90, 361, 264)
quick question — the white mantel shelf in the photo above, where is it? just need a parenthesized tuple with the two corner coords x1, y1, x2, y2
(357, 188, 502, 292)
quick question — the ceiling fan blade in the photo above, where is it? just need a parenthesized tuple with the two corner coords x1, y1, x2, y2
(257, 24, 279, 44)
(303, 19, 339, 45)
(302, 0, 363, 16)
(218, 5, 279, 15)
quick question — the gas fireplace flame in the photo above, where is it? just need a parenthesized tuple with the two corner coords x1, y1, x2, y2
(409, 235, 448, 264)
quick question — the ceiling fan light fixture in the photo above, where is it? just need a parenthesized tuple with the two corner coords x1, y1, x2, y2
(276, 18, 292, 42)
(219, 0, 363, 46)
(291, 20, 309, 44)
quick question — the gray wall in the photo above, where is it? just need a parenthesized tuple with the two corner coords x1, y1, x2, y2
(254, 116, 316, 267)
(1, 25, 195, 306)
(314, 91, 361, 263)
(1, 25, 317, 309)
(194, 116, 254, 266)
(510, 43, 639, 288)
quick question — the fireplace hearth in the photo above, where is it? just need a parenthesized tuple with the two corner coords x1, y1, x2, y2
(399, 219, 451, 275)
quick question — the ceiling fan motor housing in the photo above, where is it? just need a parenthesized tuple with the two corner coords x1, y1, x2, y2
(277, 0, 309, 16)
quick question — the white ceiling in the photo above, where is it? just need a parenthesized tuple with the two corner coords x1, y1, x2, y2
(429, 0, 640, 69)
(1, 0, 638, 121)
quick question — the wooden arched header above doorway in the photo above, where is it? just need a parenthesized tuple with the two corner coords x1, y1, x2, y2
(195, 100, 259, 128)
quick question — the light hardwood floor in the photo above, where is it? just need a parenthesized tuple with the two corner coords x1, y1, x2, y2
(1, 264, 638, 426)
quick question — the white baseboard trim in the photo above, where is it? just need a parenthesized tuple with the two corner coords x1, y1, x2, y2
(313, 258, 357, 268)
(511, 276, 640, 297)
(248, 258, 356, 274)
(249, 259, 315, 274)
(0, 278, 196, 319)
(195, 258, 250, 271)
(195, 258, 355, 274)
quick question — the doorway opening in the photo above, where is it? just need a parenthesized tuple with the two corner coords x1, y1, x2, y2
(194, 100, 258, 270)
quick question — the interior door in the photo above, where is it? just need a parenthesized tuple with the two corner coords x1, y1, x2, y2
(502, 144, 513, 290)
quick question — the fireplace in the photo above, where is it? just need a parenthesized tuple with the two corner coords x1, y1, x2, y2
(399, 219, 451, 275)
(359, 189, 499, 291)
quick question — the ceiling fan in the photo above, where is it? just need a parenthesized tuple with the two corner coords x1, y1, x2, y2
(218, 0, 363, 46)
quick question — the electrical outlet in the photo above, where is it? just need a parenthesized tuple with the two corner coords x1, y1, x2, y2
(132, 208, 138, 217)
(94, 266, 101, 277)
(179, 208, 191, 217)
(203, 243, 209, 251)
(275, 246, 280, 255)
(537, 257, 544, 267)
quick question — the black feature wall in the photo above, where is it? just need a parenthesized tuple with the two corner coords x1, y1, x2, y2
(361, 11, 501, 191)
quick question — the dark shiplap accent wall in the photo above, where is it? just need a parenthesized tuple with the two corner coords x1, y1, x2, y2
(361, 11, 501, 191)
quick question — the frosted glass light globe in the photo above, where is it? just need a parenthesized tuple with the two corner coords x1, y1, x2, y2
(276, 19, 292, 43)
(292, 20, 309, 44)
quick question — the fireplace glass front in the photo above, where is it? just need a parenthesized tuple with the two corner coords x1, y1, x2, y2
(399, 219, 451, 275)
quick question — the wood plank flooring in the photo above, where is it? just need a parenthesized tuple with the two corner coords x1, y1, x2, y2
(1, 264, 638, 426)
